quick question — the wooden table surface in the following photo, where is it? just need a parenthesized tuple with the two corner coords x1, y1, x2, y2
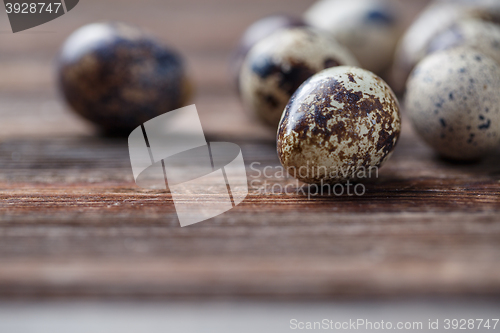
(1, 0, 499, 300)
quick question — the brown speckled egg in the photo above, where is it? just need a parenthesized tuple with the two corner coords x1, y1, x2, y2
(304, 0, 402, 75)
(239, 27, 358, 128)
(405, 48, 500, 161)
(277, 66, 401, 184)
(230, 15, 306, 89)
(58, 22, 192, 136)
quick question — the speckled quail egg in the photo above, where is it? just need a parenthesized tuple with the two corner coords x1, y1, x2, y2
(277, 66, 401, 184)
(230, 15, 306, 89)
(405, 48, 500, 161)
(427, 19, 500, 65)
(58, 22, 192, 136)
(239, 27, 358, 128)
(391, 1, 500, 93)
(304, 0, 401, 75)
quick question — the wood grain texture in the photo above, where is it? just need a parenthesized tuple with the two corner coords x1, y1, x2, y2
(2, 0, 499, 300)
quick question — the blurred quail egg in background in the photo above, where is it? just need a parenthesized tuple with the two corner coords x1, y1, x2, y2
(426, 19, 500, 65)
(58, 22, 191, 136)
(230, 15, 307, 89)
(239, 27, 358, 128)
(391, 0, 500, 93)
(405, 48, 500, 161)
(304, 0, 402, 75)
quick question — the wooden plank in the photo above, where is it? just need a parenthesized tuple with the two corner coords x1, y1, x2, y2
(0, 127, 499, 298)
(0, 256, 499, 299)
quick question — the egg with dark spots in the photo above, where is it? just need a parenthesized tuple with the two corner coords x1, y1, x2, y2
(304, 0, 401, 75)
(230, 15, 307, 90)
(58, 22, 192, 136)
(239, 27, 358, 128)
(277, 66, 401, 184)
(405, 48, 500, 161)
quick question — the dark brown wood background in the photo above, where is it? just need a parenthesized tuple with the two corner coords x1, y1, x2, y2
(1, 0, 499, 300)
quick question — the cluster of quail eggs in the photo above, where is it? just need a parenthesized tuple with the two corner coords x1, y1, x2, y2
(56, 0, 500, 187)
(236, 0, 403, 129)
(392, 0, 500, 93)
(233, 0, 500, 185)
(234, 0, 404, 184)
(57, 0, 405, 186)
(399, 0, 500, 161)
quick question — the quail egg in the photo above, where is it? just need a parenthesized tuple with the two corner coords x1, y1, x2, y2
(239, 27, 358, 128)
(304, 0, 401, 75)
(277, 66, 401, 184)
(392, 1, 500, 93)
(58, 22, 192, 136)
(405, 48, 500, 160)
(230, 15, 306, 89)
